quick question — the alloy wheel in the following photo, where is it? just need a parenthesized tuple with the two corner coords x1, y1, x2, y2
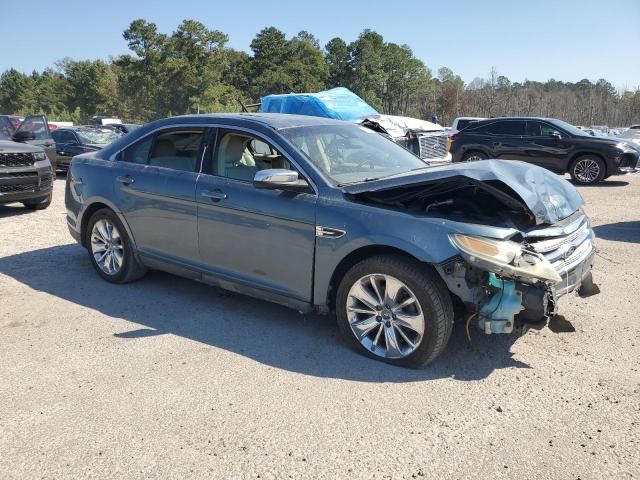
(90, 219, 124, 275)
(346, 274, 425, 359)
(464, 154, 484, 162)
(574, 158, 601, 183)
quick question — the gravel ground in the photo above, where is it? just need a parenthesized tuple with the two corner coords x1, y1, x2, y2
(1, 173, 639, 479)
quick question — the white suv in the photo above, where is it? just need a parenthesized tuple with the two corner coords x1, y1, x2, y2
(450, 117, 486, 135)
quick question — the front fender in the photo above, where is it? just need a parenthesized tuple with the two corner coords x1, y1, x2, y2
(312, 195, 517, 308)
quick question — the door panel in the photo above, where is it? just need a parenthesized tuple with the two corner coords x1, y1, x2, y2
(109, 128, 206, 264)
(482, 120, 527, 160)
(111, 163, 199, 263)
(196, 174, 317, 300)
(523, 121, 573, 171)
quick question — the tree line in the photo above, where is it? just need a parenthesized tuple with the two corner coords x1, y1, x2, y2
(1, 19, 638, 127)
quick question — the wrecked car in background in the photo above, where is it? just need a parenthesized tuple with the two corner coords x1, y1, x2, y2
(65, 114, 596, 368)
(258, 87, 452, 164)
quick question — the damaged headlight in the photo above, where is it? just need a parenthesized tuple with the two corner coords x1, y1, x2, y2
(449, 233, 562, 284)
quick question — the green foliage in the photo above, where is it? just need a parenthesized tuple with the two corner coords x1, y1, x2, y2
(0, 20, 638, 127)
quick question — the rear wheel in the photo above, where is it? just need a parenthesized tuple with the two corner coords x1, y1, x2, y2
(23, 193, 52, 210)
(85, 208, 146, 283)
(462, 151, 487, 162)
(569, 155, 605, 184)
(336, 254, 454, 368)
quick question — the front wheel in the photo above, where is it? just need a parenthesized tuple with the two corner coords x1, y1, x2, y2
(336, 255, 454, 368)
(569, 156, 605, 184)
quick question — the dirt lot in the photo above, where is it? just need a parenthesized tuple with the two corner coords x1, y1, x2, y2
(1, 173, 639, 479)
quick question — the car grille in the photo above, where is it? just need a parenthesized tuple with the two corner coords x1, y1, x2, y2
(525, 211, 595, 297)
(0, 183, 36, 194)
(39, 174, 52, 190)
(417, 133, 448, 160)
(0, 152, 35, 167)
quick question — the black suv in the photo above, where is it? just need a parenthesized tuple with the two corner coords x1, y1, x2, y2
(449, 117, 639, 184)
(51, 126, 120, 171)
(0, 115, 54, 210)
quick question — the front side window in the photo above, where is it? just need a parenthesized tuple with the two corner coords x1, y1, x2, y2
(280, 123, 427, 185)
(53, 130, 77, 144)
(525, 121, 558, 137)
(214, 131, 293, 182)
(16, 115, 50, 140)
(120, 129, 204, 172)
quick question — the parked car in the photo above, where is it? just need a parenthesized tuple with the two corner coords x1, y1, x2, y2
(449, 117, 639, 184)
(258, 87, 452, 164)
(0, 137, 54, 210)
(628, 124, 640, 130)
(2, 114, 57, 171)
(66, 114, 597, 367)
(52, 126, 120, 171)
(450, 116, 486, 135)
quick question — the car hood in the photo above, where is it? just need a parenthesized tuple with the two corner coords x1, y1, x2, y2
(341, 159, 583, 225)
(0, 140, 45, 153)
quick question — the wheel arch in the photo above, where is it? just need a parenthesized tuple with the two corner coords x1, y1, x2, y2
(567, 151, 608, 177)
(324, 245, 438, 313)
(80, 200, 136, 250)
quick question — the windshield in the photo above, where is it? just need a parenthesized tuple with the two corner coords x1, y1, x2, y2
(0, 116, 15, 140)
(280, 123, 427, 185)
(76, 129, 119, 145)
(550, 119, 590, 137)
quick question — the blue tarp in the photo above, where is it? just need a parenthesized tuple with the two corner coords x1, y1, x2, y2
(259, 87, 379, 122)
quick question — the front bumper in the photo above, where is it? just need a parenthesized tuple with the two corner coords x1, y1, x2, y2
(610, 152, 639, 175)
(0, 162, 53, 204)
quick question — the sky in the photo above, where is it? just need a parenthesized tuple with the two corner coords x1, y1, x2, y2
(2, 0, 639, 90)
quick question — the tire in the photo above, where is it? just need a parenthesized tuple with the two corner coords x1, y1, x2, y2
(336, 254, 454, 368)
(569, 155, 605, 185)
(85, 208, 146, 284)
(23, 193, 52, 210)
(462, 151, 487, 162)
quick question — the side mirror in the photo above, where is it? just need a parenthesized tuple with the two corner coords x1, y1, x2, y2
(550, 131, 562, 140)
(253, 169, 309, 192)
(12, 130, 36, 142)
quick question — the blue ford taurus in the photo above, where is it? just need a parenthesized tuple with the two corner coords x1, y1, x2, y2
(65, 113, 597, 367)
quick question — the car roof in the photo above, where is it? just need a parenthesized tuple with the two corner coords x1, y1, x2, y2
(171, 112, 349, 130)
(473, 117, 558, 122)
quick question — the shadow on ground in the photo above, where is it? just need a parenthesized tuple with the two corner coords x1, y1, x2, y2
(0, 244, 530, 382)
(0, 204, 33, 218)
(594, 221, 640, 244)
(576, 180, 629, 188)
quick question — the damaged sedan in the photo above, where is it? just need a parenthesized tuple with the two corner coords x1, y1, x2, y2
(65, 114, 597, 368)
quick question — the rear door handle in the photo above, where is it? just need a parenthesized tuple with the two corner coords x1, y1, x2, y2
(116, 175, 135, 185)
(201, 190, 227, 201)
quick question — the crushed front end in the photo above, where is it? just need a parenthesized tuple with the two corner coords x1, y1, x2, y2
(437, 209, 596, 334)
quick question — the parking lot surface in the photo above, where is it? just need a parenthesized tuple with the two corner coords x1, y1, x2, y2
(1, 174, 639, 479)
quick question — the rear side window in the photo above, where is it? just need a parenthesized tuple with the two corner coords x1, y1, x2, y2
(148, 130, 204, 172)
(121, 135, 153, 165)
(483, 121, 525, 136)
(120, 129, 205, 172)
(457, 119, 473, 130)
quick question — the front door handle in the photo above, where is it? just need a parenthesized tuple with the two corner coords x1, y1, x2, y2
(201, 190, 227, 201)
(116, 175, 135, 185)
